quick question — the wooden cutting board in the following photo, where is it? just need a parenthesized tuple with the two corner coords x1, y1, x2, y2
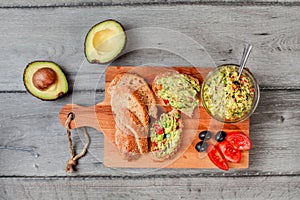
(59, 66, 250, 169)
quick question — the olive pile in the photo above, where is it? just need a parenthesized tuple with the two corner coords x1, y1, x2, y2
(195, 130, 227, 152)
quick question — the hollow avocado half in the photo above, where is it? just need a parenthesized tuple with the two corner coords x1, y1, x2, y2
(84, 19, 126, 64)
(23, 61, 68, 100)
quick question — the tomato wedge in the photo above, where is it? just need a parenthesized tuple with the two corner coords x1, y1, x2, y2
(207, 145, 229, 171)
(163, 99, 169, 105)
(218, 141, 241, 163)
(226, 132, 252, 150)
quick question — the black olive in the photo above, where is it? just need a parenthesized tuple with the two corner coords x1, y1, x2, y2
(215, 131, 227, 142)
(233, 81, 240, 85)
(198, 130, 213, 141)
(195, 141, 208, 152)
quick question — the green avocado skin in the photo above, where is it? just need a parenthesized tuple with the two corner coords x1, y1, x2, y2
(84, 19, 126, 64)
(23, 61, 69, 101)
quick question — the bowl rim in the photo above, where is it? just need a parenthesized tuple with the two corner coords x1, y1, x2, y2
(201, 64, 260, 124)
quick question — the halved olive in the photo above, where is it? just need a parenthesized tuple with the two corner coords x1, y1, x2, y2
(195, 141, 208, 152)
(199, 130, 213, 141)
(215, 131, 227, 142)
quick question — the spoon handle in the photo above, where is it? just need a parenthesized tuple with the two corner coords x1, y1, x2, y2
(238, 44, 253, 78)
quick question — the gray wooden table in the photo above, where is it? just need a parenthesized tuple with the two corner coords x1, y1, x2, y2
(1, 0, 300, 199)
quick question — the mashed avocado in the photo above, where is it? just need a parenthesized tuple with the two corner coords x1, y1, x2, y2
(150, 111, 181, 158)
(155, 73, 200, 114)
(202, 65, 255, 121)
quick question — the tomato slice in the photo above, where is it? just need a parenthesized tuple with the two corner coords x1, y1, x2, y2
(226, 132, 252, 150)
(218, 141, 241, 163)
(207, 145, 229, 171)
(154, 124, 164, 135)
(163, 99, 169, 105)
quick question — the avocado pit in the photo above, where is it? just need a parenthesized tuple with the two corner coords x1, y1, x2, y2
(23, 61, 68, 101)
(32, 67, 57, 91)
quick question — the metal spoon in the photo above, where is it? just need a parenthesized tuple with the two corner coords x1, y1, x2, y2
(238, 44, 253, 79)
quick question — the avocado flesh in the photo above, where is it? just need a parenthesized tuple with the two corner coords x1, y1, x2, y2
(23, 61, 68, 100)
(85, 20, 126, 64)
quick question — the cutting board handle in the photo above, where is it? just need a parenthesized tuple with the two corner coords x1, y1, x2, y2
(59, 104, 102, 131)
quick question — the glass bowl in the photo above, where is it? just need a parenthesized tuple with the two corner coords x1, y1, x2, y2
(201, 64, 260, 123)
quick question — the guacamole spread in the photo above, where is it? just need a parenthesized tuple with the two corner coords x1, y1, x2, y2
(154, 73, 200, 114)
(150, 111, 181, 159)
(202, 65, 255, 121)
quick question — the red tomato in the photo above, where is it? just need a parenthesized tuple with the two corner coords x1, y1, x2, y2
(154, 124, 164, 134)
(163, 99, 169, 105)
(152, 141, 157, 147)
(151, 141, 158, 151)
(157, 129, 164, 134)
(218, 141, 241, 163)
(207, 145, 229, 171)
(226, 132, 252, 150)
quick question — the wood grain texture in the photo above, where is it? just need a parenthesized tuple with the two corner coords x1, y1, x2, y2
(1, 176, 300, 200)
(0, 0, 299, 7)
(0, 5, 300, 91)
(0, 2, 299, 198)
(0, 90, 299, 176)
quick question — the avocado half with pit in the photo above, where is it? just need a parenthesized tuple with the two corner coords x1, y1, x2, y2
(84, 19, 126, 64)
(23, 61, 68, 100)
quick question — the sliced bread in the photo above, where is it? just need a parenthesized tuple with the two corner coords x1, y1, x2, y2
(114, 108, 149, 154)
(111, 85, 149, 127)
(108, 73, 157, 119)
(115, 128, 141, 161)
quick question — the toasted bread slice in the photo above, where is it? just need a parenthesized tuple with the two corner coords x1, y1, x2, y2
(111, 85, 149, 127)
(152, 72, 200, 117)
(150, 110, 183, 162)
(115, 128, 141, 161)
(108, 73, 157, 119)
(114, 108, 149, 154)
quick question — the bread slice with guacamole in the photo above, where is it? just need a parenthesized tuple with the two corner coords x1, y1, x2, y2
(150, 110, 183, 162)
(152, 72, 201, 117)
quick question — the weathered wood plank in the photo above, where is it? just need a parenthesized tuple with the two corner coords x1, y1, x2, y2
(0, 0, 298, 8)
(1, 176, 300, 199)
(0, 5, 299, 91)
(0, 90, 299, 176)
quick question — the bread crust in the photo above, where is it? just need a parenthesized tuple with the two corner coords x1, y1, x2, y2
(111, 85, 149, 127)
(115, 128, 141, 161)
(109, 72, 157, 158)
(108, 73, 157, 119)
(107, 73, 123, 94)
(114, 108, 149, 154)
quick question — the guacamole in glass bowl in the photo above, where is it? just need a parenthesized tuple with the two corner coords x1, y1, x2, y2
(201, 64, 260, 123)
